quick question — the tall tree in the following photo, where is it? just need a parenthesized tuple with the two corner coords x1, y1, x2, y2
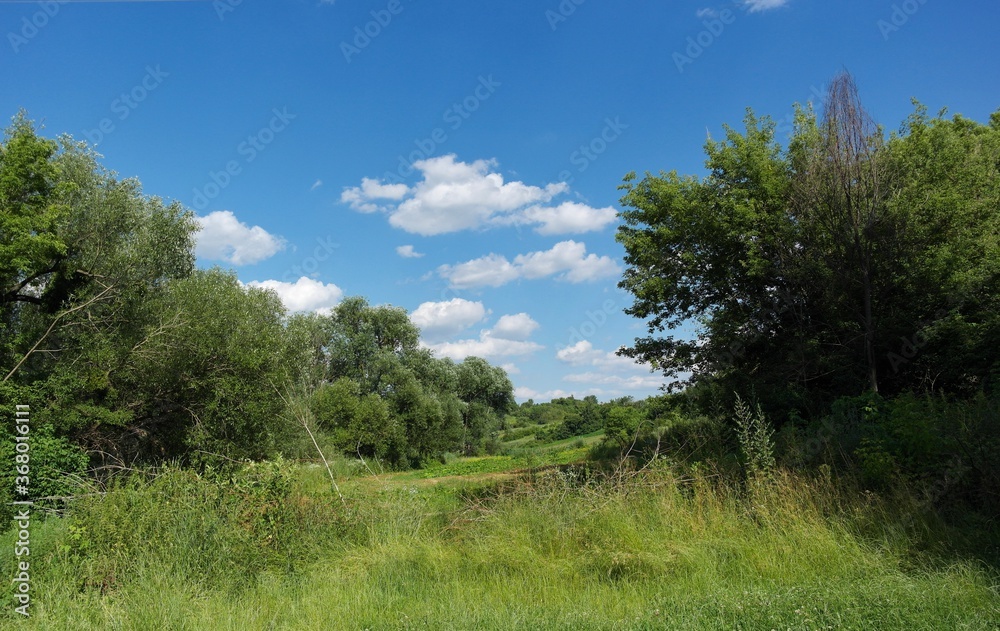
(616, 74, 1000, 417)
(791, 73, 894, 393)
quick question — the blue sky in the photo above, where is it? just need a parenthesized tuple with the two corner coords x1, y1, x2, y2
(2, 0, 998, 401)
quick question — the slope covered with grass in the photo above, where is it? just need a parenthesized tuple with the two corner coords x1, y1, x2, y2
(2, 450, 997, 630)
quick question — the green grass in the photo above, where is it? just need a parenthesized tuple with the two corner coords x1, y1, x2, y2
(2, 455, 998, 629)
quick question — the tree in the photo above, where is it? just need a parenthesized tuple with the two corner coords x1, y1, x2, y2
(790, 73, 895, 393)
(616, 74, 1000, 418)
(311, 377, 401, 459)
(1, 114, 521, 470)
(1, 114, 204, 464)
(0, 113, 67, 316)
(616, 108, 801, 412)
(120, 269, 294, 461)
(324, 296, 419, 395)
(455, 356, 515, 454)
(603, 405, 645, 449)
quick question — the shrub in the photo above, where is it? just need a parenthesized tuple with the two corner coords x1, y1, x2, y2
(0, 422, 89, 523)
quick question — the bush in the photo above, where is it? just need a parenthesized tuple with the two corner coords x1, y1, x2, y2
(58, 458, 305, 594)
(0, 422, 89, 523)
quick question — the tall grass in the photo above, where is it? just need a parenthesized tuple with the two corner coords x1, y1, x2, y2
(2, 461, 997, 629)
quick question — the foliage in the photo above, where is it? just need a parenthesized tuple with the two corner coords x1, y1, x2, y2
(0, 116, 516, 470)
(733, 394, 775, 477)
(310, 377, 402, 459)
(0, 420, 89, 523)
(603, 405, 646, 449)
(313, 298, 514, 465)
(616, 76, 1000, 417)
(124, 269, 296, 462)
(2, 458, 998, 628)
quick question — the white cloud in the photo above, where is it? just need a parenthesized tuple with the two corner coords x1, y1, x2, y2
(390, 156, 564, 234)
(556, 340, 648, 372)
(742, 0, 789, 12)
(343, 155, 614, 236)
(410, 298, 487, 340)
(396, 245, 425, 258)
(246, 277, 343, 314)
(562, 372, 665, 390)
(521, 202, 617, 235)
(438, 240, 619, 289)
(554, 340, 663, 392)
(500, 363, 520, 375)
(341, 177, 410, 213)
(195, 211, 285, 265)
(490, 313, 539, 341)
(424, 312, 543, 360)
(310, 179, 323, 191)
(438, 253, 521, 289)
(426, 333, 543, 361)
(515, 240, 619, 282)
(514, 386, 574, 401)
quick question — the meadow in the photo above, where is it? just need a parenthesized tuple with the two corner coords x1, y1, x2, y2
(2, 426, 997, 630)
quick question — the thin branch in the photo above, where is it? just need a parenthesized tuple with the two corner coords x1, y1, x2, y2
(4, 283, 115, 382)
(272, 381, 346, 506)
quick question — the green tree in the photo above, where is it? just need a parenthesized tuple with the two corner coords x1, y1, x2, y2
(324, 296, 419, 394)
(455, 356, 515, 454)
(603, 405, 645, 449)
(120, 269, 293, 462)
(311, 377, 401, 459)
(1, 114, 202, 466)
(0, 113, 67, 317)
(616, 75, 1000, 418)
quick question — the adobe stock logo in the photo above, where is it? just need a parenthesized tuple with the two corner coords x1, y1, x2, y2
(673, 9, 737, 73)
(83, 66, 169, 147)
(545, 0, 587, 31)
(7, 1, 69, 53)
(877, 0, 929, 40)
(378, 75, 501, 184)
(341, 0, 405, 63)
(567, 299, 617, 346)
(556, 117, 627, 185)
(191, 108, 296, 210)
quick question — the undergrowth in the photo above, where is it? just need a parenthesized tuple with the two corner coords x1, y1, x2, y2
(1, 454, 997, 629)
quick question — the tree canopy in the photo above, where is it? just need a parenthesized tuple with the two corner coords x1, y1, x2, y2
(616, 75, 1000, 418)
(0, 114, 515, 476)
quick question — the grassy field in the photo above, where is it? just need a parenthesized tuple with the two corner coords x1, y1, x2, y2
(2, 438, 999, 629)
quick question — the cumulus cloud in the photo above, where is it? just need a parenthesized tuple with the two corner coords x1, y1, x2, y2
(555, 340, 641, 371)
(423, 312, 543, 360)
(342, 155, 615, 235)
(195, 210, 285, 265)
(490, 313, 539, 341)
(395, 245, 424, 258)
(246, 277, 343, 314)
(410, 298, 487, 341)
(437, 240, 619, 289)
(437, 253, 521, 289)
(562, 372, 665, 389)
(555, 340, 663, 391)
(341, 177, 410, 213)
(520, 202, 617, 235)
(426, 333, 543, 361)
(514, 386, 575, 401)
